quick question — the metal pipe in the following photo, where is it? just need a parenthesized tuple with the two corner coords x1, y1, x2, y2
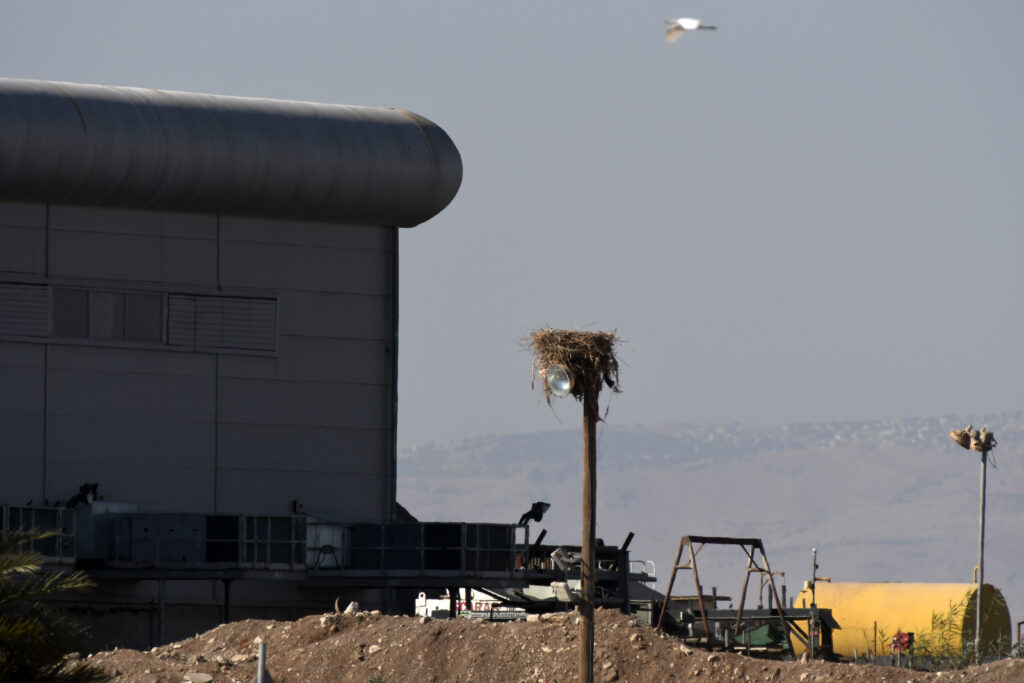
(810, 548, 818, 660)
(617, 548, 630, 614)
(223, 579, 232, 624)
(257, 642, 266, 683)
(389, 226, 400, 521)
(157, 579, 165, 645)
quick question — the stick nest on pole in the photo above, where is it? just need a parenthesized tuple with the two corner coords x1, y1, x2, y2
(528, 328, 621, 404)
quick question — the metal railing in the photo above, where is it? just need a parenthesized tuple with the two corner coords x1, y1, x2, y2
(1, 505, 77, 563)
(328, 522, 517, 575)
(2, 508, 517, 577)
(109, 514, 306, 570)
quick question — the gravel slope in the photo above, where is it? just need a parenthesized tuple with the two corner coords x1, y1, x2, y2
(84, 608, 1023, 682)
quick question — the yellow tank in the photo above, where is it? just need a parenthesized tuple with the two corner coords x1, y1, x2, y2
(791, 582, 1011, 658)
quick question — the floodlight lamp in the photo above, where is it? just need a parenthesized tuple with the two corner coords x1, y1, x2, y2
(518, 501, 551, 526)
(545, 364, 573, 398)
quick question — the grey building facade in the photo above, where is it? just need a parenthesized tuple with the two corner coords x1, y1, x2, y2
(0, 79, 476, 645)
(0, 78, 462, 522)
(1, 80, 652, 650)
(2, 203, 406, 522)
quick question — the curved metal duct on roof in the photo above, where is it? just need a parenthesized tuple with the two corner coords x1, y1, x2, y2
(0, 79, 462, 227)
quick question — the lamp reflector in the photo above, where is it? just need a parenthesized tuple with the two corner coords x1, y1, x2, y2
(546, 364, 573, 398)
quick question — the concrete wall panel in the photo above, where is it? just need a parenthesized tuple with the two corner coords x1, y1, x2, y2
(0, 201, 47, 228)
(220, 240, 392, 295)
(278, 291, 391, 340)
(220, 336, 391, 385)
(217, 467, 386, 520)
(155, 237, 218, 287)
(47, 367, 215, 421)
(49, 345, 214, 376)
(220, 217, 391, 251)
(0, 342, 45, 407)
(0, 202, 47, 274)
(0, 342, 44, 502)
(48, 206, 217, 286)
(46, 459, 215, 514)
(0, 226, 45, 274)
(47, 415, 214, 469)
(49, 231, 217, 286)
(0, 414, 44, 503)
(50, 230, 161, 281)
(217, 378, 389, 430)
(51, 206, 166, 235)
(1, 203, 396, 523)
(50, 206, 215, 239)
(217, 423, 388, 474)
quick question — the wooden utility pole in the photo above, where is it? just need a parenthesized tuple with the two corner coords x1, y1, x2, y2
(580, 380, 597, 683)
(527, 328, 621, 683)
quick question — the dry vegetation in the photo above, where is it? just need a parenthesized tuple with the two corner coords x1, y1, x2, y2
(81, 607, 1024, 682)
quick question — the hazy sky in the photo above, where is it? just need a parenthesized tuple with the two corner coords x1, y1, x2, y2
(3, 2, 1022, 449)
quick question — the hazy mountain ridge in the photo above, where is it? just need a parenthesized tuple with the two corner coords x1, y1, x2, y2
(397, 412, 1024, 627)
(402, 412, 1024, 471)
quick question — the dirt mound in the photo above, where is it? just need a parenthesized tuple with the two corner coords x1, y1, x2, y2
(83, 608, 1023, 682)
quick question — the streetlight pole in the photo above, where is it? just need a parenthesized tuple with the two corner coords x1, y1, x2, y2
(809, 548, 818, 660)
(976, 447, 987, 664)
(949, 425, 997, 664)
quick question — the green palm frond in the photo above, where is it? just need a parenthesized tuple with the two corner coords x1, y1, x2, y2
(0, 528, 111, 682)
(0, 570, 96, 606)
(0, 530, 47, 576)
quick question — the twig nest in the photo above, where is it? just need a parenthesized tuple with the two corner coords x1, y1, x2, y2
(528, 328, 621, 403)
(949, 427, 972, 450)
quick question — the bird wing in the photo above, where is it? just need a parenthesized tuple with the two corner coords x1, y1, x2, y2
(665, 25, 684, 43)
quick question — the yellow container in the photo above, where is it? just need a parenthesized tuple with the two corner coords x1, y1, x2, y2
(791, 582, 1011, 658)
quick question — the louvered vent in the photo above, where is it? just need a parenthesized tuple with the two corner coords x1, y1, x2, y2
(0, 283, 49, 337)
(168, 294, 276, 352)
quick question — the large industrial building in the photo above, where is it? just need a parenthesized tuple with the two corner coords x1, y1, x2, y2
(0, 77, 463, 525)
(0, 79, 648, 648)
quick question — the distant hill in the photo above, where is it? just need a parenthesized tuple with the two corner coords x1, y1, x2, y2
(398, 413, 1024, 627)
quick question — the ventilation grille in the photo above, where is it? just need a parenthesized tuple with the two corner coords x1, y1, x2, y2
(0, 283, 49, 336)
(168, 295, 277, 352)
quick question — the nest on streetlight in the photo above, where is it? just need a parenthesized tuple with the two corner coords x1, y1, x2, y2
(950, 425, 998, 453)
(528, 328, 621, 404)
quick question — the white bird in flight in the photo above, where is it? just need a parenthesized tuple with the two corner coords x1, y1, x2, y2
(664, 17, 717, 43)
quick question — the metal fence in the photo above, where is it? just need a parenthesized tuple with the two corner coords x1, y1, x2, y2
(1, 505, 77, 563)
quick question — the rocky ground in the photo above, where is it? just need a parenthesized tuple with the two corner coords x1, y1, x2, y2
(81, 608, 1023, 682)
